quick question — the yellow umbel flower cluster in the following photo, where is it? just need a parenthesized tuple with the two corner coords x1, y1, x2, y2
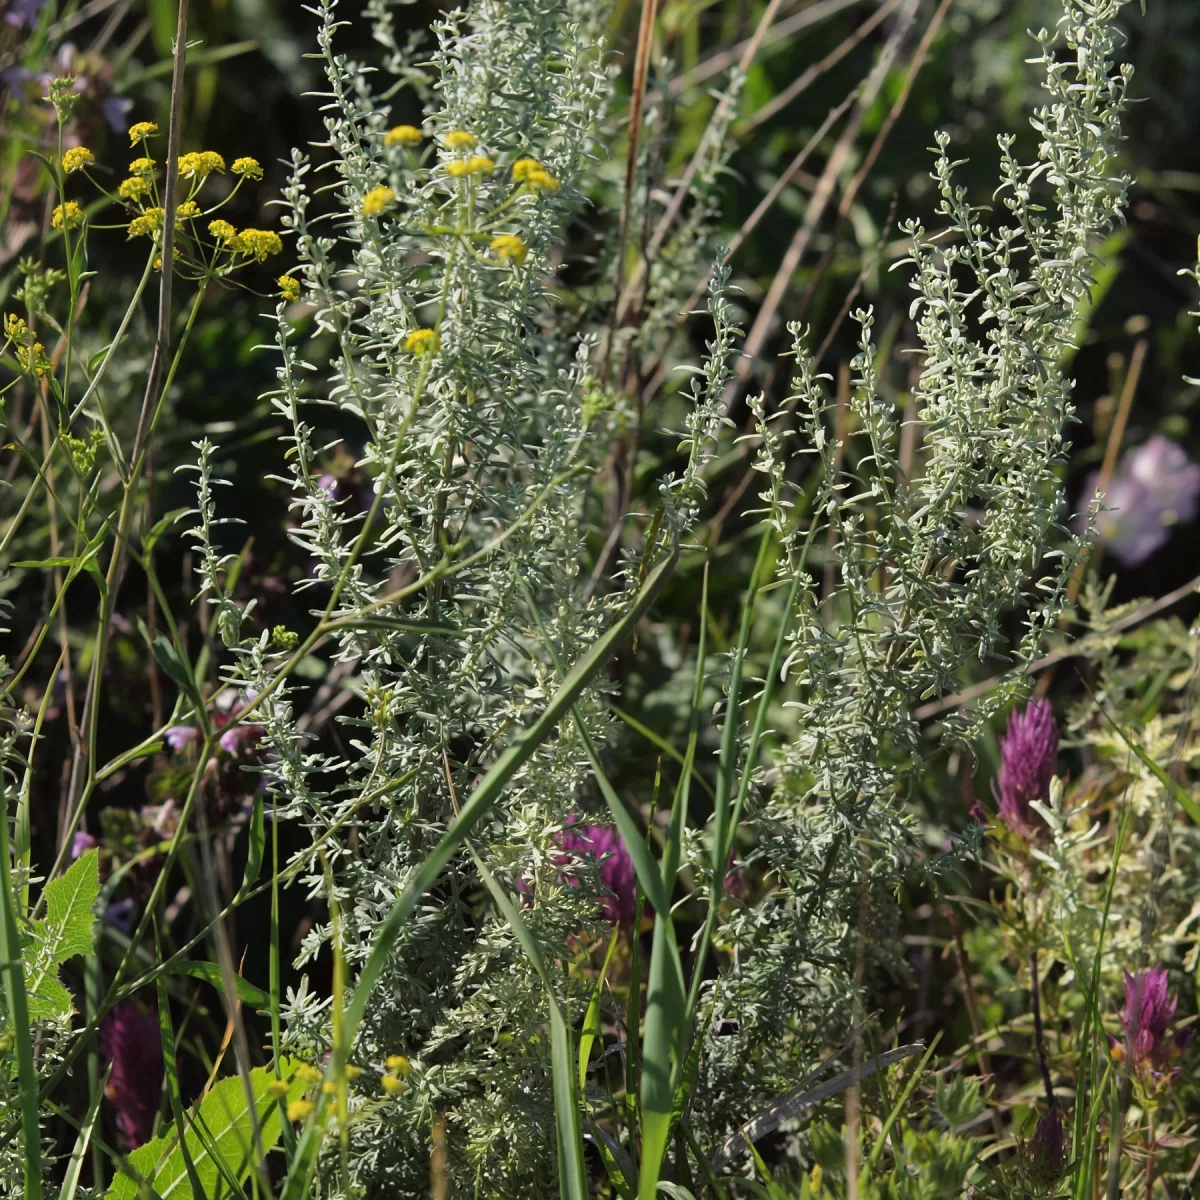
(208, 219, 237, 243)
(231, 156, 262, 179)
(7, 316, 50, 375)
(362, 186, 396, 216)
(384, 125, 422, 147)
(443, 130, 477, 151)
(445, 155, 494, 178)
(490, 233, 527, 264)
(231, 228, 283, 261)
(512, 157, 558, 192)
(52, 201, 84, 230)
(128, 121, 158, 146)
(178, 150, 226, 179)
(129, 156, 155, 175)
(278, 274, 301, 302)
(61, 146, 93, 174)
(118, 176, 150, 201)
(127, 208, 164, 238)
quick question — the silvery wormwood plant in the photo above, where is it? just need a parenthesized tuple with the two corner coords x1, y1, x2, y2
(185, 0, 728, 1194)
(182, 0, 1138, 1193)
(689, 0, 1137, 1149)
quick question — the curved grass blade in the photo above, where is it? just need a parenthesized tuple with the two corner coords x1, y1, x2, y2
(579, 926, 621, 1090)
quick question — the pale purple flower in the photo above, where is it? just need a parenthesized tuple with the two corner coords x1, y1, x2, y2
(4, 0, 48, 29)
(100, 999, 163, 1148)
(164, 725, 199, 752)
(556, 824, 637, 927)
(1082, 436, 1200, 567)
(1119, 965, 1192, 1084)
(72, 831, 97, 859)
(103, 898, 137, 937)
(993, 699, 1059, 839)
(219, 727, 241, 753)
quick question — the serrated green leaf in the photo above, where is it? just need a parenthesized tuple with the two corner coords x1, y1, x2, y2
(26, 972, 72, 1021)
(43, 850, 99, 963)
(107, 1059, 302, 1200)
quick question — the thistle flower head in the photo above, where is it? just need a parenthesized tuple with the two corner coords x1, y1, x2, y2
(994, 699, 1058, 839)
(100, 999, 163, 1148)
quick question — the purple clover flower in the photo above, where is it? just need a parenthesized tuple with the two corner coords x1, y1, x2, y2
(556, 824, 637, 928)
(1025, 1105, 1067, 1185)
(1082, 436, 1200, 567)
(993, 699, 1059, 840)
(1118, 965, 1193, 1085)
(100, 999, 163, 1148)
(165, 725, 199, 752)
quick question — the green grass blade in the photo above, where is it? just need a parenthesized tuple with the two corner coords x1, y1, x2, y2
(57, 1065, 109, 1200)
(580, 926, 620, 1090)
(638, 570, 708, 1199)
(638, 912, 687, 1200)
(862, 1034, 940, 1177)
(469, 848, 588, 1200)
(0, 780, 45, 1200)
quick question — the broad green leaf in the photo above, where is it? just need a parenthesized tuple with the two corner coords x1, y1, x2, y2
(163, 961, 271, 1010)
(43, 850, 99, 962)
(237, 794, 265, 900)
(107, 1059, 303, 1200)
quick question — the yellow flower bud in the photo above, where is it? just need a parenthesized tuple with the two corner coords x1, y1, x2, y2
(286, 1099, 314, 1122)
(404, 328, 437, 355)
(266, 1079, 290, 1099)
(362, 185, 397, 216)
(443, 130, 477, 151)
(380, 1073, 407, 1095)
(384, 125, 423, 147)
(490, 233, 527, 265)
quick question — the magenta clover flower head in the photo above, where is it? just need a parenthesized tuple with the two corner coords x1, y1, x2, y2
(1025, 1105, 1067, 1186)
(993, 699, 1059, 839)
(1082, 435, 1200, 568)
(1119, 965, 1193, 1084)
(100, 998, 163, 1148)
(555, 824, 637, 928)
